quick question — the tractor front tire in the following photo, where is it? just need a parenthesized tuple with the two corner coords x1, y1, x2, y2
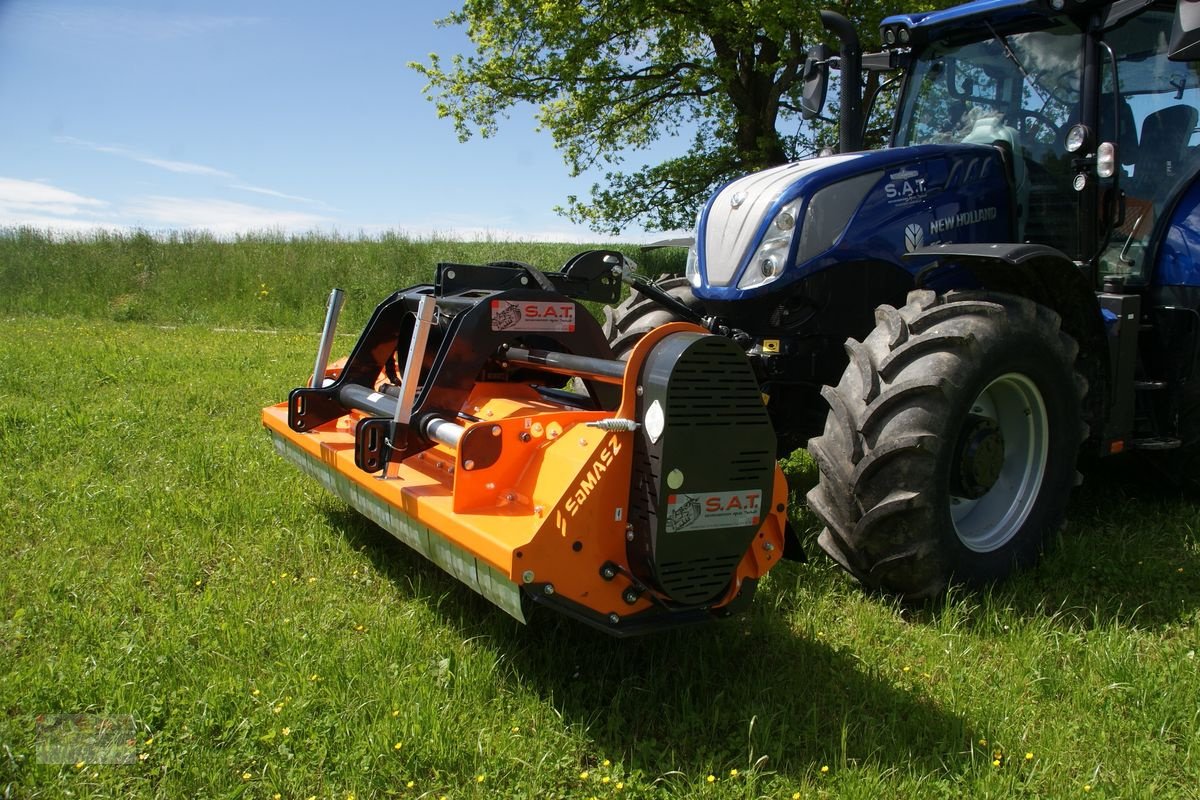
(807, 290, 1087, 600)
(602, 275, 703, 358)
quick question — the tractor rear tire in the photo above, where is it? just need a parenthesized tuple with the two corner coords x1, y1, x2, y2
(602, 275, 703, 358)
(807, 290, 1087, 600)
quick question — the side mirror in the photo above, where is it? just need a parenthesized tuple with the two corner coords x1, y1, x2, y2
(1170, 0, 1200, 61)
(800, 44, 832, 120)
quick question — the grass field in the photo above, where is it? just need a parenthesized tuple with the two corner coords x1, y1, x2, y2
(1, 231, 1198, 799)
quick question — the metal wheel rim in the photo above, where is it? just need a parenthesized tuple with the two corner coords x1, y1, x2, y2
(950, 372, 1050, 552)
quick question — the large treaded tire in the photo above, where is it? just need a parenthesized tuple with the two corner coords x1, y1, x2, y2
(807, 290, 1088, 600)
(602, 276, 703, 358)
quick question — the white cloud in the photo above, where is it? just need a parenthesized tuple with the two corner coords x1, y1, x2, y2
(55, 136, 235, 179)
(0, 177, 112, 227)
(123, 196, 332, 235)
(229, 184, 330, 207)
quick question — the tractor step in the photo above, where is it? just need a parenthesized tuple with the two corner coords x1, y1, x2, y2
(1128, 436, 1182, 450)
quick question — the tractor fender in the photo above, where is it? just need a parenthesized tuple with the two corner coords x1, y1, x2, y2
(904, 242, 1109, 441)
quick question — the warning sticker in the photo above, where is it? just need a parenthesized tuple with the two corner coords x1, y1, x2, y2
(491, 300, 576, 332)
(665, 490, 762, 532)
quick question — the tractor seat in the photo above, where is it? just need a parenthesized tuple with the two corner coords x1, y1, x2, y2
(1130, 105, 1198, 196)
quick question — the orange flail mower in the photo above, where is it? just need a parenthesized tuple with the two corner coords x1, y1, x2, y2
(262, 251, 789, 635)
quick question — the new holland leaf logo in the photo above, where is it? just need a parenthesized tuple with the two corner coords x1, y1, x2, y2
(904, 223, 925, 253)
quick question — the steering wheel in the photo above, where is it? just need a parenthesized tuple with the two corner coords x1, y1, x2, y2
(1019, 109, 1062, 145)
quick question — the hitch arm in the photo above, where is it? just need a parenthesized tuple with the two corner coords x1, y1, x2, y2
(621, 274, 706, 326)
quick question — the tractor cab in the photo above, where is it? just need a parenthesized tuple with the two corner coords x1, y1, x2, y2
(873, 0, 1200, 287)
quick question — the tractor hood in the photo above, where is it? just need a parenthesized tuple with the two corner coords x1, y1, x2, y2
(689, 144, 1016, 301)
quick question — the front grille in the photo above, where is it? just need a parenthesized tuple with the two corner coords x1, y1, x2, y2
(657, 555, 743, 604)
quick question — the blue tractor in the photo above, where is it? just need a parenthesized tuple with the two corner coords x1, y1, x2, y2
(605, 0, 1200, 598)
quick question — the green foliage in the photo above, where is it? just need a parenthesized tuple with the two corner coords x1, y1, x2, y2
(413, 0, 948, 233)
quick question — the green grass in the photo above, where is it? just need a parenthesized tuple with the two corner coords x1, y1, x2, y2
(1, 232, 1198, 799)
(0, 229, 684, 331)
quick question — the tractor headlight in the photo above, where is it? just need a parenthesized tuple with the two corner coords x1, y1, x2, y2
(685, 208, 702, 287)
(685, 243, 700, 287)
(738, 199, 802, 290)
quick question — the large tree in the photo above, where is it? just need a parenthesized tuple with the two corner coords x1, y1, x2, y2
(412, 0, 927, 234)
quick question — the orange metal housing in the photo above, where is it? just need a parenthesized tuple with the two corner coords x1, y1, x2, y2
(263, 322, 788, 633)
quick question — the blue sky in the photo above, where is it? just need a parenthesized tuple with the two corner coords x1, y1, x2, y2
(0, 1, 676, 242)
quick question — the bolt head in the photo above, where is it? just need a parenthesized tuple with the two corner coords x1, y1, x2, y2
(543, 584, 555, 596)
(522, 570, 535, 584)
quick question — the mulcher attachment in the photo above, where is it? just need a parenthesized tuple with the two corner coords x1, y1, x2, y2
(262, 251, 788, 636)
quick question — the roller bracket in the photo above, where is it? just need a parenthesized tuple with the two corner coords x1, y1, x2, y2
(458, 424, 503, 471)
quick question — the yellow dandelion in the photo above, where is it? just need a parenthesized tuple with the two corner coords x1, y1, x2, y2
(145, 737, 154, 745)
(308, 576, 317, 583)
(273, 705, 283, 714)
(1084, 785, 1092, 793)
(309, 674, 319, 682)
(602, 759, 611, 767)
(242, 772, 252, 780)
(347, 794, 355, 800)
(394, 742, 403, 751)
(729, 768, 739, 777)
(793, 793, 802, 800)
(406, 781, 415, 789)
(820, 765, 830, 774)
(476, 774, 486, 783)
(992, 759, 1001, 768)
(602, 776, 611, 784)
(251, 689, 260, 697)
(615, 781, 624, 790)
(510, 725, 520, 733)
(274, 795, 281, 800)
(902, 666, 911, 672)
(194, 579, 202, 586)
(979, 738, 988, 746)
(280, 571, 288, 578)
(706, 774, 716, 783)
(1025, 752, 1034, 761)
(281, 727, 291, 737)
(580, 771, 590, 780)
(355, 624, 365, 632)
(138, 752, 149, 762)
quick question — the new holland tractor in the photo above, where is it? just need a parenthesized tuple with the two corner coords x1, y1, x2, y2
(268, 0, 1200, 634)
(605, 0, 1200, 599)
